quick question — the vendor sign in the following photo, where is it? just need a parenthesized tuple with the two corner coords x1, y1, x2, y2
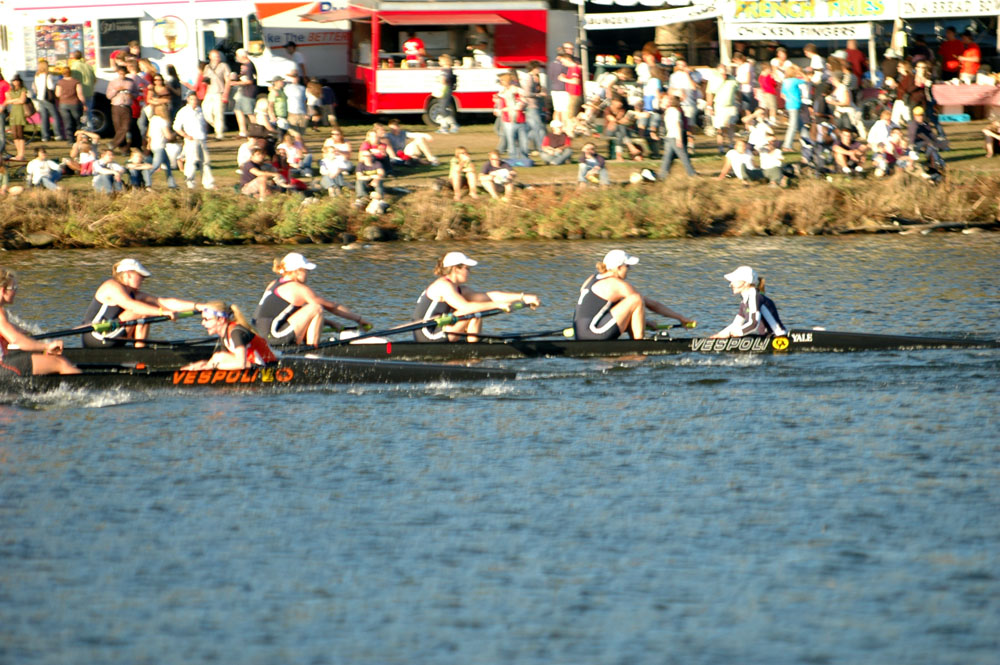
(899, 0, 1000, 18)
(726, 0, 896, 22)
(724, 21, 872, 39)
(584, 3, 720, 29)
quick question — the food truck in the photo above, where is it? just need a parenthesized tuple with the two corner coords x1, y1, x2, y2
(0, 0, 348, 130)
(304, 0, 575, 123)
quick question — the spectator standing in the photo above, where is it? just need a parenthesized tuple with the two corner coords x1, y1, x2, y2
(803, 43, 825, 84)
(55, 66, 85, 143)
(561, 52, 583, 121)
(770, 47, 790, 84)
(667, 60, 700, 146)
(433, 54, 459, 134)
(656, 95, 697, 178)
(267, 76, 289, 135)
(146, 105, 177, 189)
(284, 72, 308, 135)
(540, 120, 573, 165)
(164, 64, 184, 118)
(758, 63, 778, 125)
(939, 27, 963, 81)
(0, 71, 9, 156)
(69, 50, 96, 131)
(172, 93, 215, 189)
(577, 142, 609, 188)
(844, 39, 867, 82)
(202, 50, 231, 140)
(549, 43, 570, 125)
(733, 52, 756, 115)
(105, 66, 138, 153)
(523, 61, 547, 152)
(708, 63, 739, 153)
(496, 73, 528, 161)
(958, 31, 981, 83)
(231, 49, 258, 138)
(32, 60, 61, 142)
(780, 64, 807, 151)
(5, 76, 30, 161)
(284, 41, 307, 78)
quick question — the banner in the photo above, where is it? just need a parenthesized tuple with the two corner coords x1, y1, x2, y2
(726, 0, 896, 23)
(584, 3, 720, 29)
(900, 0, 1000, 17)
(724, 21, 873, 39)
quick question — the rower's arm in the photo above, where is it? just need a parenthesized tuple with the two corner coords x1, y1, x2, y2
(150, 296, 203, 315)
(104, 284, 164, 318)
(302, 286, 370, 327)
(644, 297, 694, 324)
(0, 310, 56, 354)
(484, 290, 540, 307)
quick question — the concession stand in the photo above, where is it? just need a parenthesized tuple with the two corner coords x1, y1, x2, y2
(304, 0, 574, 121)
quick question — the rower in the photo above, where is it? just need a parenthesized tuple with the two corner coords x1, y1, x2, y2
(182, 301, 277, 370)
(82, 259, 204, 348)
(0, 269, 80, 376)
(253, 252, 372, 346)
(573, 249, 695, 340)
(710, 265, 786, 338)
(414, 251, 540, 342)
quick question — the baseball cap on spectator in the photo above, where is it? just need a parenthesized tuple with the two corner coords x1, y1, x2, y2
(912, 106, 925, 115)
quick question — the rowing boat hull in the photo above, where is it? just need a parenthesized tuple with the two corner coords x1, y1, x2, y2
(61, 329, 1000, 367)
(1, 356, 515, 393)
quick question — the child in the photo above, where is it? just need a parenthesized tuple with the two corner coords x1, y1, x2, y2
(126, 147, 153, 189)
(758, 63, 779, 125)
(93, 147, 125, 193)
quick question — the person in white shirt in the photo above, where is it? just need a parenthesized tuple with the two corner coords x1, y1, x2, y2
(745, 111, 774, 153)
(202, 49, 231, 140)
(284, 72, 308, 135)
(717, 138, 763, 182)
(172, 94, 214, 190)
(803, 43, 825, 84)
(759, 139, 793, 186)
(92, 147, 125, 193)
(146, 105, 177, 189)
(733, 52, 756, 114)
(26, 147, 62, 190)
(656, 94, 697, 178)
(284, 41, 307, 78)
(32, 61, 61, 142)
(866, 109, 894, 153)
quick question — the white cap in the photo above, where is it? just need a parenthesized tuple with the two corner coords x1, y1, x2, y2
(724, 265, 758, 284)
(603, 249, 639, 270)
(442, 251, 478, 268)
(281, 252, 316, 272)
(116, 258, 151, 277)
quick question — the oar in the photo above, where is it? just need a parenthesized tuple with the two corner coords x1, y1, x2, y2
(314, 302, 526, 349)
(441, 328, 569, 342)
(560, 321, 697, 338)
(33, 309, 200, 340)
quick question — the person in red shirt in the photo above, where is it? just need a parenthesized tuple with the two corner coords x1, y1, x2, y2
(938, 27, 964, 81)
(958, 31, 981, 83)
(402, 32, 426, 66)
(844, 39, 867, 81)
(560, 52, 583, 120)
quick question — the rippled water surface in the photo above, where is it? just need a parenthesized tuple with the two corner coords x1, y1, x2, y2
(2, 237, 999, 664)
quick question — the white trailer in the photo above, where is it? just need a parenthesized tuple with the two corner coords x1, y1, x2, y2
(0, 0, 348, 131)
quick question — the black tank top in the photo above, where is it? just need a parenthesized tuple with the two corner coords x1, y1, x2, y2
(81, 282, 135, 345)
(253, 279, 301, 343)
(412, 283, 455, 342)
(573, 274, 622, 341)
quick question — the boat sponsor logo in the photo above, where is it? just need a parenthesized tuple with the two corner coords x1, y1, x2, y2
(690, 337, 771, 353)
(790, 332, 813, 343)
(772, 336, 790, 351)
(171, 367, 294, 385)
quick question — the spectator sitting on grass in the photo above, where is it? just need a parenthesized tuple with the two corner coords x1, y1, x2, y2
(93, 147, 125, 193)
(26, 147, 63, 190)
(385, 118, 439, 166)
(539, 120, 573, 165)
(479, 150, 515, 201)
(319, 144, 350, 196)
(717, 138, 763, 183)
(759, 139, 795, 187)
(240, 147, 285, 201)
(577, 142, 609, 188)
(984, 117, 1000, 157)
(449, 146, 478, 201)
(832, 128, 868, 175)
(125, 147, 153, 189)
(276, 130, 312, 177)
(64, 131, 100, 175)
(355, 149, 385, 204)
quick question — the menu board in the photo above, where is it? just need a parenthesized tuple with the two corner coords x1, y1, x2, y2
(35, 24, 85, 65)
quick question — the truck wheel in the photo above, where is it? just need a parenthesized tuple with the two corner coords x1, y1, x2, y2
(423, 98, 455, 127)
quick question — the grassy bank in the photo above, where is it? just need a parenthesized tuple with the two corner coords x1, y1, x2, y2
(3, 119, 998, 250)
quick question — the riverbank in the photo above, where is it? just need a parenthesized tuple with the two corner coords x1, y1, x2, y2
(3, 119, 998, 249)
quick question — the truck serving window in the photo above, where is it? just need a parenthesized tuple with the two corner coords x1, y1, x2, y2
(98, 18, 140, 68)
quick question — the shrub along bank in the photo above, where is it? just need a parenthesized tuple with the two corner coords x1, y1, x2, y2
(2, 174, 998, 250)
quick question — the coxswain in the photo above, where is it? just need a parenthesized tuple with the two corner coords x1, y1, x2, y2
(710, 265, 786, 338)
(253, 252, 372, 346)
(82, 259, 204, 348)
(0, 269, 80, 376)
(414, 251, 540, 342)
(573, 249, 695, 340)
(182, 301, 277, 370)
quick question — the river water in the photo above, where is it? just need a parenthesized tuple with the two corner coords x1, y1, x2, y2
(2, 237, 999, 664)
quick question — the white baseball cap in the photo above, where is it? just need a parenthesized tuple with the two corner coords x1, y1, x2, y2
(116, 258, 151, 277)
(724, 265, 758, 284)
(603, 249, 639, 270)
(282, 252, 317, 272)
(442, 251, 478, 268)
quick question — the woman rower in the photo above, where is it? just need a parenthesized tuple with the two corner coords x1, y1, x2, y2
(182, 301, 276, 370)
(0, 269, 80, 376)
(82, 259, 204, 348)
(710, 265, 787, 338)
(414, 251, 540, 343)
(253, 252, 372, 346)
(573, 249, 695, 340)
